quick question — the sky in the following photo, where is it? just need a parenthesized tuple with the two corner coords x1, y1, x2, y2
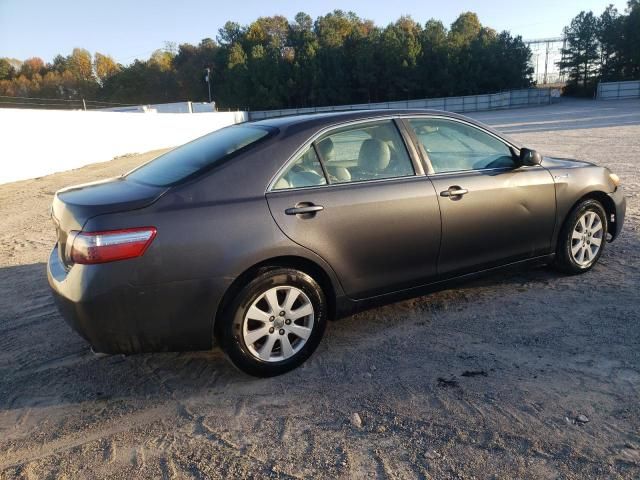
(0, 0, 630, 64)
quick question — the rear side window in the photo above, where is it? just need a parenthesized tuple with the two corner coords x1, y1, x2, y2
(316, 120, 414, 183)
(272, 146, 327, 190)
(127, 125, 271, 186)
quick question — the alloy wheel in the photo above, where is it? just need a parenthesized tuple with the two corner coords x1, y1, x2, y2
(242, 286, 314, 362)
(570, 211, 603, 266)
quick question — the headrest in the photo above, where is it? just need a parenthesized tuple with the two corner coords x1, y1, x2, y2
(358, 139, 391, 172)
(316, 138, 335, 162)
(327, 165, 351, 182)
(288, 170, 325, 188)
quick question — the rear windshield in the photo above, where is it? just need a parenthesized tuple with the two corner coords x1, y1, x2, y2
(126, 125, 271, 186)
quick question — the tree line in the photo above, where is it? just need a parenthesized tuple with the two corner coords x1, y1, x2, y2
(0, 4, 638, 110)
(0, 11, 533, 110)
(559, 1, 640, 94)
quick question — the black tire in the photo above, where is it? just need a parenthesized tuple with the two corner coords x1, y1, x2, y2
(219, 268, 327, 377)
(554, 199, 607, 274)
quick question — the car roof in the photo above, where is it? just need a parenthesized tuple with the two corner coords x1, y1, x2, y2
(251, 109, 454, 128)
(250, 109, 521, 148)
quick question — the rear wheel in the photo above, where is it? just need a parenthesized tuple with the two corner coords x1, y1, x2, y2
(219, 268, 327, 377)
(554, 199, 607, 274)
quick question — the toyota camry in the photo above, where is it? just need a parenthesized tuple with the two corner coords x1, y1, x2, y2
(48, 110, 626, 376)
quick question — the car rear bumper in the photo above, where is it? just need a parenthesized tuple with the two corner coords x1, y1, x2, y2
(608, 187, 626, 240)
(47, 245, 227, 354)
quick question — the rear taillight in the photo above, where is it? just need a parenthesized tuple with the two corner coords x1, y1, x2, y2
(69, 227, 157, 265)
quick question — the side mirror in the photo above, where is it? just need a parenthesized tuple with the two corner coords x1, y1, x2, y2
(519, 148, 542, 166)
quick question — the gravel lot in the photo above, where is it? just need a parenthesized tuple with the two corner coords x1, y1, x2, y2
(1, 99, 639, 479)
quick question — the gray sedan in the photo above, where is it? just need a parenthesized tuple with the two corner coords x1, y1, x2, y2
(47, 110, 626, 377)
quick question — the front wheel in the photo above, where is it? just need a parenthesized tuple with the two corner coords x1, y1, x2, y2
(219, 268, 327, 377)
(554, 199, 607, 274)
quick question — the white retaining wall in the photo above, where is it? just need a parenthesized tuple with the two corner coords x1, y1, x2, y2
(597, 80, 640, 100)
(0, 109, 248, 184)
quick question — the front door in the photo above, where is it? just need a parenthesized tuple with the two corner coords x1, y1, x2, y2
(406, 116, 556, 276)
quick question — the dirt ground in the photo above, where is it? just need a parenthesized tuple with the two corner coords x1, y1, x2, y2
(0, 99, 639, 479)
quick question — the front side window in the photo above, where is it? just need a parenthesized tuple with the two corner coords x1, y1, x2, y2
(408, 118, 516, 173)
(127, 125, 271, 186)
(272, 145, 327, 190)
(315, 120, 415, 183)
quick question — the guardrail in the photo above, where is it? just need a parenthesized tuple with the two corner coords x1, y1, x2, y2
(249, 88, 558, 120)
(98, 101, 217, 113)
(597, 80, 640, 100)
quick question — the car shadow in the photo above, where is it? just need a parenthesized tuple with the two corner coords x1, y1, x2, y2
(0, 260, 565, 412)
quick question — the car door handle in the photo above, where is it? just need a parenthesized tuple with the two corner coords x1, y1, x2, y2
(285, 204, 324, 215)
(440, 186, 468, 198)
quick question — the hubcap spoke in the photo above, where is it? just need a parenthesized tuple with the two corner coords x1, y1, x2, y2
(247, 305, 271, 323)
(245, 326, 270, 345)
(289, 324, 312, 340)
(264, 289, 281, 314)
(590, 236, 601, 247)
(571, 242, 582, 255)
(579, 215, 587, 232)
(281, 335, 295, 359)
(283, 288, 300, 312)
(289, 303, 313, 321)
(572, 230, 583, 240)
(258, 335, 278, 361)
(585, 212, 595, 229)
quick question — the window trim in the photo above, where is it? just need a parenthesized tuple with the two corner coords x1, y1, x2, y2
(266, 116, 422, 193)
(398, 114, 522, 176)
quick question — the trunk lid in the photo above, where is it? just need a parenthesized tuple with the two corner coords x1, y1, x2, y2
(51, 177, 167, 267)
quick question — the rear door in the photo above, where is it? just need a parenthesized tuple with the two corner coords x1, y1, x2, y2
(266, 119, 441, 300)
(405, 116, 556, 276)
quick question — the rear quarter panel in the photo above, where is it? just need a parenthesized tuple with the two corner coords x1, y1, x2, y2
(81, 151, 345, 348)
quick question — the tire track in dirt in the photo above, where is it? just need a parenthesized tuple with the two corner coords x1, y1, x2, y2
(0, 405, 171, 471)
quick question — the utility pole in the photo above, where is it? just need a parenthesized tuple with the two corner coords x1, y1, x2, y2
(204, 67, 212, 103)
(543, 40, 550, 85)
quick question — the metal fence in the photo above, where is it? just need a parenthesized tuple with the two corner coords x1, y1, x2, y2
(249, 88, 558, 120)
(597, 80, 640, 100)
(98, 101, 217, 113)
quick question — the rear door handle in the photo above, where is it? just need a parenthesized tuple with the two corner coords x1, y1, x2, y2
(440, 186, 468, 198)
(285, 204, 324, 215)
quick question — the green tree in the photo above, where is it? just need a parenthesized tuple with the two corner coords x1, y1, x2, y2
(449, 12, 482, 48)
(289, 12, 320, 106)
(418, 20, 450, 96)
(620, 0, 640, 78)
(378, 17, 422, 101)
(598, 5, 624, 81)
(1, 9, 543, 109)
(558, 11, 600, 91)
(0, 58, 16, 80)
